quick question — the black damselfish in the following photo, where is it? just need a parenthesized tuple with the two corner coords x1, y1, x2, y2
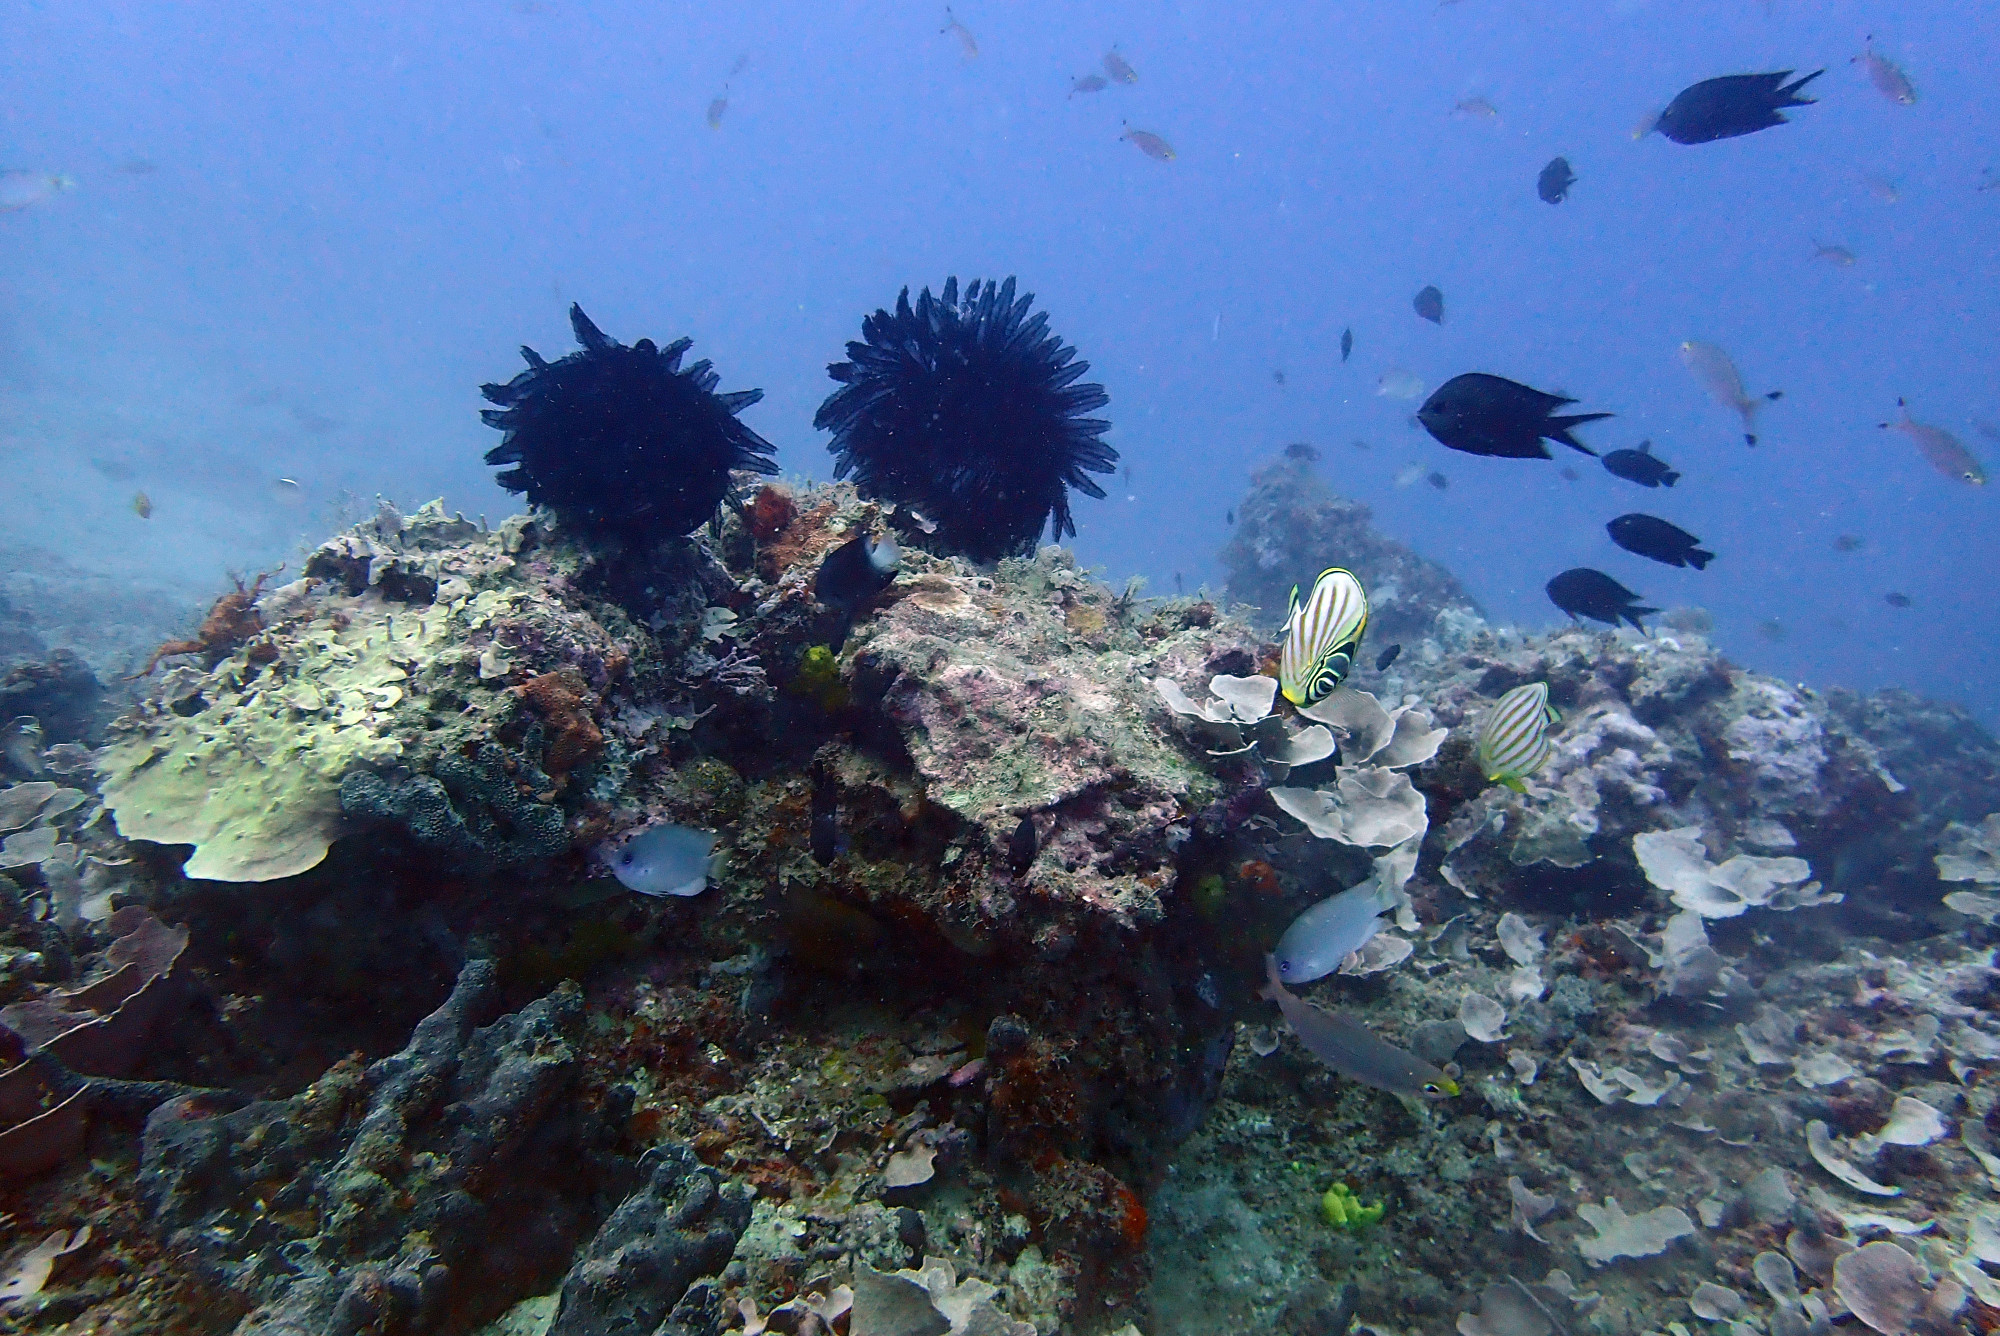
(1008, 815, 1039, 875)
(1418, 373, 1609, 460)
(1653, 70, 1823, 145)
(480, 305, 776, 541)
(1375, 644, 1402, 672)
(1340, 328, 1353, 362)
(1602, 440, 1680, 488)
(1607, 514, 1714, 569)
(1547, 567, 1658, 631)
(816, 277, 1115, 563)
(810, 759, 842, 866)
(1537, 156, 1576, 203)
(814, 531, 901, 648)
(1413, 285, 1444, 325)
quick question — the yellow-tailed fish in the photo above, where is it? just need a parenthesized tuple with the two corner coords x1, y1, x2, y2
(1279, 568, 1368, 707)
(1476, 682, 1560, 792)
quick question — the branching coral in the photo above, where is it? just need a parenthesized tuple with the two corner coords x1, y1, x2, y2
(817, 276, 1115, 562)
(481, 304, 776, 541)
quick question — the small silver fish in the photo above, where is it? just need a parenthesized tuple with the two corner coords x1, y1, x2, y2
(1263, 956, 1458, 1099)
(1853, 38, 1916, 106)
(0, 171, 76, 213)
(1376, 369, 1424, 400)
(941, 6, 978, 58)
(1103, 48, 1138, 84)
(1678, 340, 1781, 445)
(1453, 97, 1499, 119)
(706, 91, 729, 129)
(1880, 398, 1987, 485)
(1120, 123, 1175, 161)
(1811, 240, 1857, 267)
(1069, 73, 1109, 97)
(1274, 884, 1390, 984)
(1393, 463, 1425, 488)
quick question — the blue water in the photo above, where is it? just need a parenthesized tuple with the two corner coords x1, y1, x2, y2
(4, 0, 1994, 719)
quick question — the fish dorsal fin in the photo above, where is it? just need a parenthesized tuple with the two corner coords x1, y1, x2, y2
(1637, 440, 1652, 454)
(1287, 582, 1302, 621)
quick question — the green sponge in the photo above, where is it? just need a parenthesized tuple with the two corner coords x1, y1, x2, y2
(1320, 1182, 1384, 1229)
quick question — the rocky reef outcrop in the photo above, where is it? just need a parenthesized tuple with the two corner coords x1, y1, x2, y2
(1219, 451, 1480, 642)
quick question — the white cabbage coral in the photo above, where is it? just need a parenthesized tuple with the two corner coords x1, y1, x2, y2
(1633, 826, 1839, 919)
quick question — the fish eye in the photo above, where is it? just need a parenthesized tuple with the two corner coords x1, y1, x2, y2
(1423, 1083, 1441, 1095)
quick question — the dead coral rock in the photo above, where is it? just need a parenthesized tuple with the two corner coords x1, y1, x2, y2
(851, 546, 1254, 935)
(517, 668, 606, 775)
(545, 1143, 750, 1336)
(139, 960, 635, 1335)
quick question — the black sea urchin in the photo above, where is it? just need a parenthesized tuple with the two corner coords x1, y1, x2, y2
(480, 304, 776, 542)
(815, 277, 1115, 563)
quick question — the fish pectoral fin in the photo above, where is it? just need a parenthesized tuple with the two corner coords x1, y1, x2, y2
(1500, 776, 1528, 794)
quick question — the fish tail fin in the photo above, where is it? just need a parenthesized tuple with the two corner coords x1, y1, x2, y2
(1783, 69, 1826, 103)
(1501, 776, 1528, 794)
(1259, 954, 1285, 1001)
(1627, 607, 1661, 634)
(1688, 548, 1715, 570)
(1661, 470, 1681, 487)
(1549, 412, 1612, 456)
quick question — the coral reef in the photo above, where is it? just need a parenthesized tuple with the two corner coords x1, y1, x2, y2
(14, 464, 2000, 1336)
(817, 277, 1116, 562)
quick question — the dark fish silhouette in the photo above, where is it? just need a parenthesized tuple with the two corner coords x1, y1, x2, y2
(1285, 441, 1320, 461)
(1226, 508, 1235, 524)
(815, 532, 901, 647)
(1547, 568, 1658, 631)
(1559, 466, 1581, 481)
(1419, 373, 1609, 460)
(1833, 534, 1864, 552)
(1607, 513, 1714, 569)
(1426, 471, 1449, 490)
(1537, 156, 1575, 203)
(1273, 369, 1286, 385)
(1375, 644, 1402, 672)
(1413, 285, 1444, 325)
(1601, 440, 1680, 488)
(1008, 814, 1039, 874)
(1884, 592, 1913, 608)
(810, 760, 843, 865)
(1340, 328, 1353, 362)
(1653, 70, 1823, 145)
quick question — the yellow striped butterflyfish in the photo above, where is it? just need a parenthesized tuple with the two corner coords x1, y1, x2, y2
(1476, 682, 1560, 792)
(1278, 568, 1369, 707)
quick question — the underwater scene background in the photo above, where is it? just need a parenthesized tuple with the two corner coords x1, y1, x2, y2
(4, 2, 2000, 1335)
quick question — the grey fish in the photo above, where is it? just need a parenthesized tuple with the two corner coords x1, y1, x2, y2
(606, 824, 718, 897)
(1375, 643, 1401, 671)
(1340, 327, 1353, 362)
(1120, 123, 1175, 161)
(1069, 73, 1109, 97)
(1413, 284, 1444, 325)
(1262, 956, 1458, 1099)
(1103, 48, 1138, 84)
(1853, 39, 1916, 106)
(1678, 340, 1781, 446)
(1537, 156, 1575, 204)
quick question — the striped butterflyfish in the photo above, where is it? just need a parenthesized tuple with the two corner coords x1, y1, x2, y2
(1476, 682, 1561, 792)
(1279, 568, 1369, 707)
